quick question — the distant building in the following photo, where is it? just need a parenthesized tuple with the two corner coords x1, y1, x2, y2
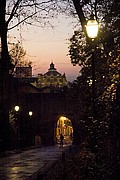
(14, 63, 68, 89)
(15, 65, 32, 78)
(33, 62, 68, 88)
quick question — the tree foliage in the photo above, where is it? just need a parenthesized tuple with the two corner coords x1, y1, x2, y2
(8, 42, 32, 75)
(68, 1, 120, 176)
(69, 0, 120, 100)
(9, 42, 26, 72)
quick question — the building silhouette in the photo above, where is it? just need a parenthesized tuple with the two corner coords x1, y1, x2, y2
(15, 65, 32, 78)
(33, 62, 68, 88)
(8, 62, 80, 150)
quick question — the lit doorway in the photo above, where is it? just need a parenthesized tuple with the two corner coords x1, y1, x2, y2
(56, 116, 73, 144)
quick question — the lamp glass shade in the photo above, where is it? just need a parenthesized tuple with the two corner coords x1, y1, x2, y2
(86, 19, 99, 38)
(15, 105, 20, 112)
(29, 111, 33, 116)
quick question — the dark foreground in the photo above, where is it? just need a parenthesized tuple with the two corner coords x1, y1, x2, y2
(0, 143, 119, 180)
(0, 145, 70, 180)
(44, 145, 120, 180)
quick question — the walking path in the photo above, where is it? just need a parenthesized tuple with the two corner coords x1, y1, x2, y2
(0, 145, 71, 180)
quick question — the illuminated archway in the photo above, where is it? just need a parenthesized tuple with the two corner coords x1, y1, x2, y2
(56, 116, 73, 144)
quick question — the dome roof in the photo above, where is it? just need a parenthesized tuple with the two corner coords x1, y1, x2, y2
(44, 62, 61, 76)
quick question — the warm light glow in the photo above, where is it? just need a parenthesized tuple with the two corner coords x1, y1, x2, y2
(86, 18, 99, 38)
(56, 116, 73, 144)
(29, 111, 33, 116)
(14, 105, 20, 112)
(60, 116, 66, 121)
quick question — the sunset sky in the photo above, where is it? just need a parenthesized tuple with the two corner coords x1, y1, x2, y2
(9, 16, 80, 82)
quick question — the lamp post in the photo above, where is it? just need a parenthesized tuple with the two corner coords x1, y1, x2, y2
(86, 15, 99, 152)
(28, 111, 34, 146)
(86, 14, 99, 122)
(14, 105, 20, 149)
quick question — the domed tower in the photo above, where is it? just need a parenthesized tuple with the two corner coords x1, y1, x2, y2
(49, 62, 56, 71)
(36, 62, 68, 88)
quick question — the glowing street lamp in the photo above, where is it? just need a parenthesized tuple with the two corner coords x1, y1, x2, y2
(14, 105, 20, 112)
(86, 14, 99, 39)
(29, 111, 33, 117)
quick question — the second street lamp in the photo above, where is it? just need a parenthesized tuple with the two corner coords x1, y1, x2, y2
(14, 105, 20, 112)
(14, 105, 20, 149)
(29, 111, 33, 117)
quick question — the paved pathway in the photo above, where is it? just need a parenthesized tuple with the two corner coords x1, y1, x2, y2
(0, 145, 70, 180)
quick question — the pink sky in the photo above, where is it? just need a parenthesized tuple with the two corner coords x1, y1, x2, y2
(9, 16, 80, 82)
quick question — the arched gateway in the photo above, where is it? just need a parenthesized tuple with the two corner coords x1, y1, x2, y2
(10, 79, 82, 149)
(34, 91, 75, 146)
(56, 116, 73, 145)
(30, 89, 82, 146)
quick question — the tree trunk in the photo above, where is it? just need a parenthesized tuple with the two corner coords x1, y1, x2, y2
(0, 0, 10, 151)
(72, 0, 87, 33)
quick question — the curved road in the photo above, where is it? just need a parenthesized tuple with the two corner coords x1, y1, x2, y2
(0, 144, 71, 180)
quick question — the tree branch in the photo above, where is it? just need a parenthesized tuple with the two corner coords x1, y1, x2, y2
(7, 11, 38, 30)
(72, 0, 87, 32)
(6, 0, 22, 26)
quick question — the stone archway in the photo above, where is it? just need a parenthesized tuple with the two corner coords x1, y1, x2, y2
(56, 116, 73, 145)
